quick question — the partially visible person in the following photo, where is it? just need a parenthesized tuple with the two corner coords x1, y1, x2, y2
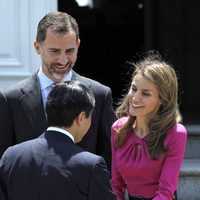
(0, 11, 115, 169)
(0, 91, 12, 155)
(111, 52, 187, 200)
(0, 81, 117, 200)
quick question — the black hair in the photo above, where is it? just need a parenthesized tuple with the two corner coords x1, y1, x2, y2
(46, 80, 95, 127)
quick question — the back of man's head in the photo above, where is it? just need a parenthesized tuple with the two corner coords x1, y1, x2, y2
(46, 80, 95, 128)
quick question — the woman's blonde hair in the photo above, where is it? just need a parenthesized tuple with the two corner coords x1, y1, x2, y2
(115, 51, 182, 159)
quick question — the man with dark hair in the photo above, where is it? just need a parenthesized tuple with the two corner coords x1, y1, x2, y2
(0, 11, 115, 169)
(0, 81, 116, 200)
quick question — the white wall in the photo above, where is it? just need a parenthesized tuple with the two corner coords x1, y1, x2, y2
(0, 0, 57, 89)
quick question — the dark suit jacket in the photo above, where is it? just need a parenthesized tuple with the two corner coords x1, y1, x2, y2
(0, 130, 117, 200)
(0, 70, 116, 169)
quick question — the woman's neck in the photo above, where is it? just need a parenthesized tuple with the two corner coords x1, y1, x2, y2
(133, 118, 149, 138)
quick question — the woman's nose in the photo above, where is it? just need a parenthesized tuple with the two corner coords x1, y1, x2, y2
(131, 92, 140, 102)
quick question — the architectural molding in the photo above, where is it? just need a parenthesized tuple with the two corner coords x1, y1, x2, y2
(0, 0, 57, 89)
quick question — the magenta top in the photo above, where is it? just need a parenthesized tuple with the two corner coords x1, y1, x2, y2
(111, 117, 187, 200)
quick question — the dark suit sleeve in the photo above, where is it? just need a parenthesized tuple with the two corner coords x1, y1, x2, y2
(0, 153, 9, 200)
(88, 156, 117, 200)
(0, 91, 13, 157)
(96, 87, 116, 171)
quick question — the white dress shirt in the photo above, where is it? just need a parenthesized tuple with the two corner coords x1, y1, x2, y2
(38, 69, 72, 108)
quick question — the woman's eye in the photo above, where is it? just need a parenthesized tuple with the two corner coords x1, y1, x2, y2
(131, 87, 137, 92)
(143, 92, 150, 96)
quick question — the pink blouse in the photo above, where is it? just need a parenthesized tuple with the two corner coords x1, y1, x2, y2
(111, 117, 187, 200)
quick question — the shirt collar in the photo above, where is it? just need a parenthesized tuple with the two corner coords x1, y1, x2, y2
(38, 68, 72, 90)
(47, 127, 75, 143)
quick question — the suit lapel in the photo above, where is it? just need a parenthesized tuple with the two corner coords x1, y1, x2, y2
(19, 73, 47, 131)
(71, 70, 92, 89)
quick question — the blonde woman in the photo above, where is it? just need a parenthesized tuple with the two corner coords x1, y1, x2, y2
(111, 52, 187, 200)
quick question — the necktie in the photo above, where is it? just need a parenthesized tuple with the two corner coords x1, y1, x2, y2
(43, 83, 56, 108)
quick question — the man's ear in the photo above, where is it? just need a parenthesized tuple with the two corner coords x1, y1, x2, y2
(34, 40, 41, 54)
(76, 112, 85, 126)
(77, 39, 80, 49)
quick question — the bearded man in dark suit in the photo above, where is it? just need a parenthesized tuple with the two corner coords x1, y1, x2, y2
(0, 11, 116, 170)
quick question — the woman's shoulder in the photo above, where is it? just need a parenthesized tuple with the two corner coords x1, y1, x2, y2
(169, 123, 187, 136)
(165, 123, 187, 145)
(112, 116, 129, 129)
